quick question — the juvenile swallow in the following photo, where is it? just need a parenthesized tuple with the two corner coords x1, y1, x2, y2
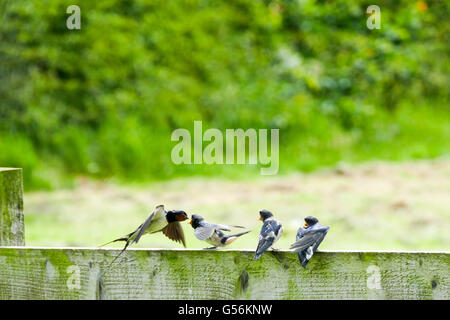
(189, 214, 249, 249)
(101, 204, 188, 268)
(254, 209, 283, 261)
(290, 216, 329, 268)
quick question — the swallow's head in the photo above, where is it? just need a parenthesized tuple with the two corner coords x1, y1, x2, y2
(188, 214, 204, 229)
(166, 210, 189, 223)
(304, 216, 319, 228)
(259, 209, 274, 222)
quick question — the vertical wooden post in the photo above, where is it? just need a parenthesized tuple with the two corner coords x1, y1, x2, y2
(0, 168, 25, 246)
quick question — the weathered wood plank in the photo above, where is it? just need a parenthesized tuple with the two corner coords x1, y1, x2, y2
(0, 168, 25, 246)
(0, 247, 448, 299)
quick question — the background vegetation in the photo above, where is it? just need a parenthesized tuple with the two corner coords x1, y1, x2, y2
(0, 0, 449, 190)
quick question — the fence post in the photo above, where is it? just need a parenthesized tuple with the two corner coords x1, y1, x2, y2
(0, 168, 25, 246)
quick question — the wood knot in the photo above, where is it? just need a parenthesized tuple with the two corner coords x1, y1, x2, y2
(431, 280, 437, 289)
(239, 270, 249, 293)
(97, 275, 105, 300)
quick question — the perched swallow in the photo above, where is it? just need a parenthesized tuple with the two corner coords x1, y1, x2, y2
(290, 216, 329, 268)
(101, 204, 188, 268)
(254, 209, 283, 261)
(189, 214, 249, 249)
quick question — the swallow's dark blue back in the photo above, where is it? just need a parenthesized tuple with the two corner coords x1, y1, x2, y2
(261, 219, 282, 238)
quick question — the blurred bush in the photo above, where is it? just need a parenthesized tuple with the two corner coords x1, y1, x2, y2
(0, 0, 449, 189)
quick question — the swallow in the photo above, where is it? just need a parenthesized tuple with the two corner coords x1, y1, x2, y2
(189, 214, 250, 249)
(101, 204, 188, 268)
(254, 209, 283, 261)
(290, 216, 329, 268)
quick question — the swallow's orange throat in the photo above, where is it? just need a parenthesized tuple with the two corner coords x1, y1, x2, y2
(177, 214, 189, 222)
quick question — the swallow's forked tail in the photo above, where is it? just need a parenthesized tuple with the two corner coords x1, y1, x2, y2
(231, 230, 251, 238)
(224, 230, 251, 245)
(99, 234, 134, 273)
(254, 252, 263, 261)
(104, 241, 131, 273)
(99, 237, 128, 248)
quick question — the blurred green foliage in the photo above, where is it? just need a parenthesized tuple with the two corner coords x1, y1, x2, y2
(0, 0, 449, 189)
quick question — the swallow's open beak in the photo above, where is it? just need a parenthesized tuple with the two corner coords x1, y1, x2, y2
(303, 222, 308, 228)
(259, 215, 262, 221)
(188, 218, 192, 225)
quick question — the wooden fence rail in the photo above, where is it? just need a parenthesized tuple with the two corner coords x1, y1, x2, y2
(0, 168, 24, 246)
(0, 168, 448, 299)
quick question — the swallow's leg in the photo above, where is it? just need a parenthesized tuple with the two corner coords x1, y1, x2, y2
(203, 246, 218, 250)
(271, 247, 280, 251)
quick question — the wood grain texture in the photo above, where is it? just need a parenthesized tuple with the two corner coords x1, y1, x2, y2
(0, 247, 448, 299)
(0, 168, 24, 246)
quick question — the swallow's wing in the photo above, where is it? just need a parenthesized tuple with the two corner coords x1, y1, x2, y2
(290, 232, 319, 251)
(311, 226, 329, 253)
(214, 224, 232, 232)
(194, 225, 216, 241)
(216, 223, 247, 231)
(295, 227, 307, 241)
(255, 235, 275, 256)
(290, 226, 329, 252)
(162, 221, 186, 247)
(134, 209, 157, 244)
(255, 220, 281, 256)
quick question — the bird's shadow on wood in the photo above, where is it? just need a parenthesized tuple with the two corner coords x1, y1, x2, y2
(270, 250, 290, 270)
